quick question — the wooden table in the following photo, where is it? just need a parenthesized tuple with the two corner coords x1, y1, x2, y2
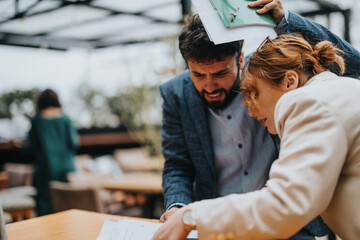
(6, 209, 157, 240)
(100, 172, 162, 194)
(101, 173, 163, 218)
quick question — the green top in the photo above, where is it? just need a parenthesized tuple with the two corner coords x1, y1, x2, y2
(25, 114, 78, 215)
(28, 114, 78, 181)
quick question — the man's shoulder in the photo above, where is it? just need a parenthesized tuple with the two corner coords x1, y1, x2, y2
(160, 70, 191, 92)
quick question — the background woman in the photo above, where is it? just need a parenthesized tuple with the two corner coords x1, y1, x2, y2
(25, 89, 78, 216)
(152, 34, 360, 240)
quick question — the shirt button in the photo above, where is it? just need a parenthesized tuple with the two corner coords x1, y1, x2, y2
(244, 171, 248, 175)
(227, 115, 232, 120)
(238, 143, 242, 148)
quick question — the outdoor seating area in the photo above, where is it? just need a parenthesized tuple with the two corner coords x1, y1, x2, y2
(0, 163, 36, 223)
(61, 149, 164, 218)
(0, 146, 164, 225)
(1, 0, 359, 239)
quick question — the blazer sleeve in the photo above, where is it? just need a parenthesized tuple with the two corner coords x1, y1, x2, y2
(191, 91, 348, 240)
(287, 11, 360, 79)
(160, 83, 196, 209)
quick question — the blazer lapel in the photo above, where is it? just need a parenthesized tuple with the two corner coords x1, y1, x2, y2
(184, 78, 215, 180)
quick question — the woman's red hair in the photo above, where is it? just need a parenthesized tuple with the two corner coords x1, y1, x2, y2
(241, 33, 345, 113)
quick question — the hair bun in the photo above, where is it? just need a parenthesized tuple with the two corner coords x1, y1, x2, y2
(313, 41, 337, 67)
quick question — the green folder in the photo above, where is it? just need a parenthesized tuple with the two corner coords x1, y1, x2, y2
(210, 0, 276, 28)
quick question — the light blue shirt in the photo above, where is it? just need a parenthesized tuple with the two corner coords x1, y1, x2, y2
(208, 94, 278, 197)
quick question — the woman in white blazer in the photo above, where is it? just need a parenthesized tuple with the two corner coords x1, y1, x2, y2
(153, 34, 360, 240)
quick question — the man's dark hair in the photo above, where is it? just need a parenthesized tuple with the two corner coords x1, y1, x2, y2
(37, 89, 61, 112)
(179, 14, 243, 63)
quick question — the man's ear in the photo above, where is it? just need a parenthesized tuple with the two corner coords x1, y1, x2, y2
(283, 71, 300, 91)
(239, 52, 245, 69)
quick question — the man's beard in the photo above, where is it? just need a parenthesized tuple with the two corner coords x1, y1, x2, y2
(199, 75, 240, 110)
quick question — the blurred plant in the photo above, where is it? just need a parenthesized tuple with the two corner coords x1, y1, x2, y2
(107, 84, 162, 156)
(0, 88, 40, 119)
(72, 84, 120, 128)
(72, 83, 163, 156)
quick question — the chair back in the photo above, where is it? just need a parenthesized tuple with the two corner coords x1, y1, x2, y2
(50, 181, 105, 213)
(4, 163, 33, 187)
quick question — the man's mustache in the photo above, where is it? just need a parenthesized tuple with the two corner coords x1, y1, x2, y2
(202, 89, 226, 95)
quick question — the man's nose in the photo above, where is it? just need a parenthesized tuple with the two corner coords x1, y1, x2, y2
(204, 77, 218, 92)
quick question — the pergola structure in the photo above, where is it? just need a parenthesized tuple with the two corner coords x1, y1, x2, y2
(0, 0, 191, 50)
(0, 0, 351, 51)
(284, 0, 351, 42)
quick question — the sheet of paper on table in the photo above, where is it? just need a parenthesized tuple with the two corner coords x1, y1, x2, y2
(97, 219, 198, 240)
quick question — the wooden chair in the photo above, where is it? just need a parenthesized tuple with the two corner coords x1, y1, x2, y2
(0, 164, 36, 222)
(0, 196, 35, 222)
(3, 163, 33, 187)
(50, 181, 105, 213)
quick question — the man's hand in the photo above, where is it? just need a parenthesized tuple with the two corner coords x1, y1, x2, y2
(159, 207, 180, 223)
(248, 0, 285, 25)
(153, 207, 190, 240)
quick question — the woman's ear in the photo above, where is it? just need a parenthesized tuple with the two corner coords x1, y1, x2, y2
(283, 71, 300, 91)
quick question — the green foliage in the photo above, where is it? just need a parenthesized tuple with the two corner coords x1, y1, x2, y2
(107, 84, 162, 156)
(108, 85, 160, 128)
(0, 88, 40, 119)
(75, 84, 119, 128)
(69, 83, 163, 156)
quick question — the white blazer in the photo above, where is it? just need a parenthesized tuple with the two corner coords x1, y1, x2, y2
(191, 72, 360, 240)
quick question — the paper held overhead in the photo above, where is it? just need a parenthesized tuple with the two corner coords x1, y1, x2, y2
(210, 0, 276, 28)
(192, 0, 278, 46)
